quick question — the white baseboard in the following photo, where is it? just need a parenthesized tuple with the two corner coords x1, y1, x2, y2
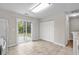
(53, 41, 65, 47)
(40, 39, 65, 47)
(8, 39, 65, 47)
(8, 43, 17, 48)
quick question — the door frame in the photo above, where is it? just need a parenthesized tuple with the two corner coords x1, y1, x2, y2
(16, 18, 32, 44)
(65, 15, 70, 46)
(65, 13, 79, 46)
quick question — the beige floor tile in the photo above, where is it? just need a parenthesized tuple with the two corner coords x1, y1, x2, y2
(8, 40, 73, 55)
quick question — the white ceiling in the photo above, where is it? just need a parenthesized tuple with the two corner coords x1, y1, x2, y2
(0, 3, 79, 19)
(0, 3, 34, 14)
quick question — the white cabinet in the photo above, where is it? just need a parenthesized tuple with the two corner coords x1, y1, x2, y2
(72, 32, 79, 55)
(40, 21, 50, 41)
(0, 18, 8, 55)
(40, 21, 54, 42)
(69, 18, 79, 32)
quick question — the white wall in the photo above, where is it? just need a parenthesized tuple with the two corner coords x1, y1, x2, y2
(40, 20, 54, 42)
(0, 8, 39, 47)
(54, 14, 66, 46)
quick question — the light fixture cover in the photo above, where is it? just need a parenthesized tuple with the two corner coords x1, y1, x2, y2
(70, 13, 79, 17)
(32, 3, 49, 13)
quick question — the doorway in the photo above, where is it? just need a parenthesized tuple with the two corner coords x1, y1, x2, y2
(16, 18, 32, 44)
(66, 15, 73, 48)
(65, 14, 79, 48)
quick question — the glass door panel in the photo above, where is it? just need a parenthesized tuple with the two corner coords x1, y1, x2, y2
(27, 22, 32, 40)
(17, 19, 25, 44)
(17, 18, 32, 44)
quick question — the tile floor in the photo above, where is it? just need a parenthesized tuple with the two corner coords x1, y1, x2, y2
(8, 40, 73, 55)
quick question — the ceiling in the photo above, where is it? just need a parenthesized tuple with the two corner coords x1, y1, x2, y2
(0, 3, 34, 14)
(0, 3, 79, 19)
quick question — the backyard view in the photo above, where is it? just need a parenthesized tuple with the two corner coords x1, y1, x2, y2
(17, 19, 32, 44)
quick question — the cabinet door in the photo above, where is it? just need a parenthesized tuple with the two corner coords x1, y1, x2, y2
(49, 21, 54, 42)
(40, 21, 54, 42)
(0, 19, 8, 55)
(40, 21, 50, 41)
(0, 19, 6, 37)
(70, 18, 79, 32)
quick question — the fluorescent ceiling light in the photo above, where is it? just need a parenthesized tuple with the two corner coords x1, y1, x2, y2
(70, 13, 79, 17)
(30, 3, 40, 10)
(32, 3, 49, 13)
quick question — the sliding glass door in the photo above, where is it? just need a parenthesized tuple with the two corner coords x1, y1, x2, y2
(27, 22, 32, 40)
(16, 18, 32, 44)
